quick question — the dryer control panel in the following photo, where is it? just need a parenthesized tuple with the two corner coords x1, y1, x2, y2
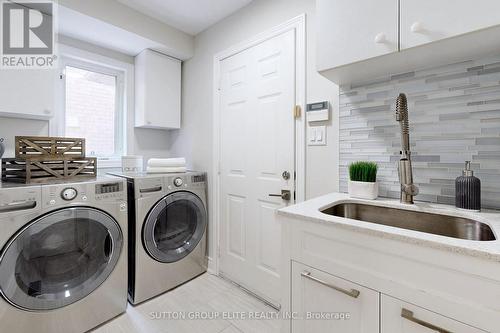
(164, 173, 207, 191)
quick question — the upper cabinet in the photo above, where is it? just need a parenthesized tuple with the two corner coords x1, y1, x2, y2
(316, 0, 398, 70)
(135, 49, 181, 130)
(401, 0, 500, 49)
(318, 0, 500, 84)
(0, 69, 57, 120)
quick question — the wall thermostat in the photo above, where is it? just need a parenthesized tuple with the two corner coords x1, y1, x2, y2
(306, 101, 329, 122)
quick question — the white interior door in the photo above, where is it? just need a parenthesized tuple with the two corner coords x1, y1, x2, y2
(218, 29, 296, 307)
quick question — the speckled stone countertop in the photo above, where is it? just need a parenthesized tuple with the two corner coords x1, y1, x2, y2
(278, 192, 500, 262)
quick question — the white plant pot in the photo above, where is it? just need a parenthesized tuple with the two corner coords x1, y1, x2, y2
(348, 180, 379, 200)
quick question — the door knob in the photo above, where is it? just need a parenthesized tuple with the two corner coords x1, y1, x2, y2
(269, 190, 291, 201)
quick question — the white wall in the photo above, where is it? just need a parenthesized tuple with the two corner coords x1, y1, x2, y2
(168, 0, 339, 259)
(58, 0, 194, 59)
(58, 35, 135, 65)
(0, 38, 173, 164)
(0, 118, 49, 158)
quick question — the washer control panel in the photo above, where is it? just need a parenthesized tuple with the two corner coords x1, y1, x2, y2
(95, 182, 124, 201)
(61, 188, 78, 201)
(42, 180, 126, 207)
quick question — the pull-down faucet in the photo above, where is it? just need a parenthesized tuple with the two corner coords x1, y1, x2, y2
(396, 93, 419, 204)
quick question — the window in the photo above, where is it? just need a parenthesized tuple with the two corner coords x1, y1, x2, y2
(60, 57, 125, 160)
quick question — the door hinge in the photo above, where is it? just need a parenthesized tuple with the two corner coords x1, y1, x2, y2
(294, 105, 301, 118)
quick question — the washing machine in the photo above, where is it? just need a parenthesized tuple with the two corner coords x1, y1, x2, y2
(0, 177, 128, 333)
(109, 171, 208, 305)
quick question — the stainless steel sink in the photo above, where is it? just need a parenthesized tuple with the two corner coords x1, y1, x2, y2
(321, 202, 496, 241)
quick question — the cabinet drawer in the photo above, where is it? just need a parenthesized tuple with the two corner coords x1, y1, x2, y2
(291, 261, 379, 333)
(381, 294, 487, 332)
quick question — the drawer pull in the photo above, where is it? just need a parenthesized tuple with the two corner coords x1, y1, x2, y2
(401, 308, 453, 333)
(0, 200, 37, 213)
(301, 271, 360, 298)
(140, 186, 162, 193)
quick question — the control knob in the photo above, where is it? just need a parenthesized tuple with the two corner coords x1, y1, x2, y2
(61, 188, 78, 201)
(173, 177, 183, 187)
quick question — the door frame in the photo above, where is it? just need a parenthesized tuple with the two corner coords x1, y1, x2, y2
(211, 14, 306, 274)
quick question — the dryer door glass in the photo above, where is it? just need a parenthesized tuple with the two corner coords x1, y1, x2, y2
(0, 207, 123, 311)
(143, 191, 207, 263)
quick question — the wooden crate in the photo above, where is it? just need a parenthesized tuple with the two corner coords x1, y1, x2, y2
(15, 136, 86, 159)
(1, 157, 97, 184)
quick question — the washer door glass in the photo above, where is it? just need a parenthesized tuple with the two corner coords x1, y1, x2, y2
(0, 207, 123, 311)
(143, 192, 207, 263)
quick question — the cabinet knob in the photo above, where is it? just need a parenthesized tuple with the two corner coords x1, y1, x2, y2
(374, 33, 387, 44)
(410, 21, 424, 33)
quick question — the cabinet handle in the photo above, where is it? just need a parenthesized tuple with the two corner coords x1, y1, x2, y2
(301, 271, 360, 298)
(410, 21, 424, 33)
(401, 308, 453, 333)
(374, 32, 387, 44)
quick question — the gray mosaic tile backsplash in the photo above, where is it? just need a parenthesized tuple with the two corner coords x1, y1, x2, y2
(339, 55, 500, 209)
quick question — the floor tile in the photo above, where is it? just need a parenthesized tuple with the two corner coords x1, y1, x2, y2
(93, 273, 280, 333)
(219, 324, 243, 333)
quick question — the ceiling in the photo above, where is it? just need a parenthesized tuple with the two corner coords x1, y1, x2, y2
(116, 0, 254, 35)
(58, 6, 168, 57)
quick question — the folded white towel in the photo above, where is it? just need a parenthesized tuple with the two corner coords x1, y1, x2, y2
(146, 166, 187, 174)
(147, 158, 186, 168)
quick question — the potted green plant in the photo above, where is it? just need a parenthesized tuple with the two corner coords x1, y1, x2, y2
(348, 161, 378, 199)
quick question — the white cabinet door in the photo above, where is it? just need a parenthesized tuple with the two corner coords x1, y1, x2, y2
(381, 295, 487, 333)
(291, 262, 379, 333)
(316, 0, 398, 71)
(0, 69, 56, 119)
(135, 49, 181, 129)
(401, 0, 500, 49)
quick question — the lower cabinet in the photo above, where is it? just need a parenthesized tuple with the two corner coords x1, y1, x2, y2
(381, 295, 486, 333)
(291, 261, 379, 333)
(290, 261, 487, 333)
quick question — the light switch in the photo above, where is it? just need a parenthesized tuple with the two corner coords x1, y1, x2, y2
(309, 127, 317, 144)
(308, 126, 326, 146)
(316, 129, 323, 141)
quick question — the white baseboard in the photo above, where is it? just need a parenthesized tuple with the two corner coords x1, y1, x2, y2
(207, 256, 216, 274)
